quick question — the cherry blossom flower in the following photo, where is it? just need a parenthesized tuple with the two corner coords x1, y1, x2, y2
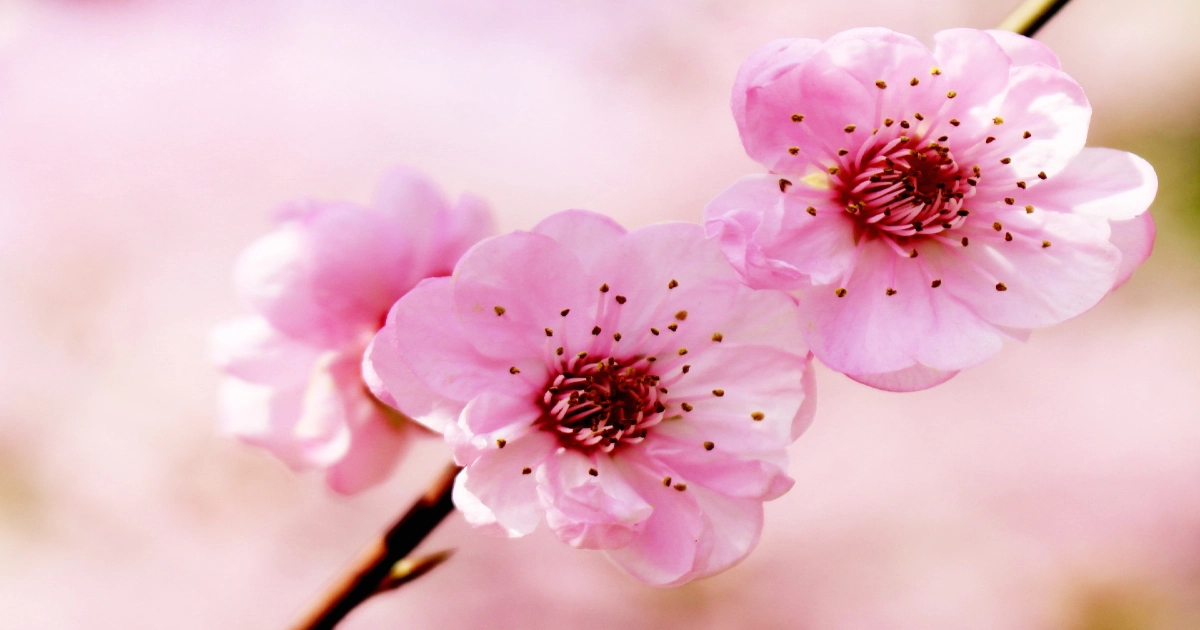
(211, 168, 493, 494)
(366, 209, 816, 585)
(706, 28, 1157, 391)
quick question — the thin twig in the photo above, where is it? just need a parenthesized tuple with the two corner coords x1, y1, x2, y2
(289, 463, 461, 630)
(997, 0, 1074, 37)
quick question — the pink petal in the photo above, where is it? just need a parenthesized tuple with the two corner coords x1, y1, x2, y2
(362, 334, 463, 433)
(374, 277, 519, 404)
(713, 286, 808, 357)
(932, 29, 1013, 138)
(642, 433, 793, 501)
(454, 431, 558, 538)
(704, 175, 853, 289)
(324, 414, 417, 495)
(1109, 211, 1157, 289)
(792, 360, 819, 439)
(234, 201, 409, 346)
(684, 487, 763, 581)
(732, 38, 821, 167)
(424, 192, 496, 279)
(449, 392, 542, 466)
(604, 453, 710, 586)
(539, 450, 654, 550)
(819, 28, 942, 118)
(1021, 148, 1158, 221)
(210, 316, 322, 386)
(453, 231, 594, 360)
(985, 29, 1062, 69)
(847, 363, 960, 392)
(531, 209, 627, 270)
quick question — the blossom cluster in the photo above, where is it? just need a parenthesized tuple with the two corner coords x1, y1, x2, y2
(215, 28, 1155, 583)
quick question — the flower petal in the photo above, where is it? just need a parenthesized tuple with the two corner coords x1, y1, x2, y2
(455, 431, 558, 538)
(1109, 211, 1157, 290)
(324, 414, 416, 495)
(539, 450, 653, 550)
(1022, 147, 1158, 221)
(531, 209, 627, 270)
(847, 363, 960, 392)
(449, 392, 542, 466)
(985, 29, 1062, 69)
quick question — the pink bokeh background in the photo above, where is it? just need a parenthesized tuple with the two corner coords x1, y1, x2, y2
(1, 0, 1199, 627)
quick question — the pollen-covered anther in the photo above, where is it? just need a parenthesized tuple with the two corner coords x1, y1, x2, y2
(556, 347, 564, 355)
(884, 118, 894, 126)
(1017, 181, 1027, 189)
(544, 328, 553, 337)
(910, 249, 919, 258)
(1005, 232, 1013, 242)
(807, 206, 817, 216)
(681, 365, 691, 374)
(673, 483, 687, 492)
(900, 120, 910, 129)
(667, 323, 678, 332)
(993, 117, 1005, 125)
(993, 222, 1003, 231)
(1000, 157, 1012, 165)
(1025, 205, 1035, 214)
(560, 308, 570, 316)
(1038, 171, 1048, 179)
(931, 279, 942, 288)
(1042, 240, 1052, 248)
(678, 348, 688, 356)
(829, 166, 840, 175)
(950, 119, 960, 126)
(844, 124, 857, 132)
(675, 310, 688, 321)
(962, 237, 970, 246)
(751, 411, 765, 421)
(703, 441, 715, 451)
(838, 149, 849, 156)
(996, 282, 1008, 291)
(591, 326, 601, 335)
(712, 332, 723, 342)
(835, 287, 848, 298)
(779, 178, 791, 192)
(668, 279, 679, 289)
(876, 80, 887, 89)
(494, 306, 506, 316)
(615, 295, 627, 304)
(496, 438, 507, 448)
(509, 367, 520, 374)
(588, 468, 598, 477)
(662, 476, 672, 486)
(947, 90, 957, 99)
(986, 136, 996, 144)
(681, 402, 694, 412)
(613, 333, 622, 341)
(712, 389, 724, 397)
(650, 327, 660, 335)
(522, 467, 532, 475)
(885, 287, 897, 296)
(788, 147, 800, 155)
(1005, 198, 1015, 205)
(791, 113, 804, 122)
(599, 283, 609, 293)
(910, 77, 919, 86)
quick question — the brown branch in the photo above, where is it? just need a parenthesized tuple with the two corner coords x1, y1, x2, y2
(289, 463, 461, 630)
(997, 0, 1074, 37)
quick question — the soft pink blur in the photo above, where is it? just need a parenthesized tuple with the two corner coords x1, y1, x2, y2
(1, 1, 1198, 628)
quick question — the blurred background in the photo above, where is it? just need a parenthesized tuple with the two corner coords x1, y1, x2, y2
(1, 0, 1198, 628)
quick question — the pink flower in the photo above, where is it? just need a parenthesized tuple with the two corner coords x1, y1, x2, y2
(706, 28, 1157, 391)
(211, 167, 494, 494)
(367, 210, 816, 585)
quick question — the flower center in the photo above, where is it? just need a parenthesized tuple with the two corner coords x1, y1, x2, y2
(837, 133, 978, 239)
(539, 355, 664, 454)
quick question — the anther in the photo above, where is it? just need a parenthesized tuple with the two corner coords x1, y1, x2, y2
(962, 237, 970, 246)
(900, 120, 910, 129)
(986, 136, 996, 143)
(791, 114, 804, 122)
(899, 136, 909, 143)
(615, 295, 627, 304)
(1042, 240, 1052, 248)
(561, 308, 570, 316)
(806, 206, 817, 216)
(668, 279, 679, 289)
(993, 117, 1004, 125)
(844, 124, 856, 133)
(947, 90, 957, 98)
(509, 367, 520, 374)
(835, 287, 848, 298)
(591, 326, 601, 335)
(957, 210, 969, 217)
(1000, 157, 1011, 164)
(650, 327, 660, 336)
(1005, 232, 1013, 241)
(996, 282, 1008, 292)
(587, 468, 598, 477)
(950, 119, 960, 126)
(681, 403, 694, 412)
(838, 149, 849, 156)
(613, 332, 622, 341)
(667, 323, 678, 332)
(886, 288, 897, 296)
(675, 311, 688, 321)
(914, 112, 925, 120)
(779, 178, 791, 192)
(556, 347, 564, 355)
(884, 118, 894, 127)
(1005, 198, 1015, 205)
(1025, 205, 1035, 214)
(673, 483, 687, 492)
(681, 365, 691, 374)
(910, 249, 919, 258)
(654, 402, 666, 413)
(828, 166, 840, 175)
(993, 222, 1003, 231)
(913, 221, 924, 232)
(931, 279, 942, 288)
(712, 332, 723, 342)
(876, 80, 887, 89)
(599, 283, 609, 293)
(1024, 131, 1032, 138)
(788, 147, 799, 155)
(910, 77, 920, 86)
(1017, 181, 1027, 189)
(941, 222, 952, 229)
(678, 348, 688, 356)
(703, 441, 715, 451)
(938, 135, 948, 142)
(712, 389, 724, 397)
(1038, 171, 1047, 179)
(522, 467, 532, 475)
(494, 306, 506, 316)
(751, 412, 765, 421)
(662, 476, 672, 486)
(496, 438, 507, 448)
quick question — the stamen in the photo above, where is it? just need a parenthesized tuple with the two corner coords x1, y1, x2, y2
(668, 279, 679, 289)
(751, 412, 765, 421)
(711, 332, 724, 342)
(494, 306, 506, 316)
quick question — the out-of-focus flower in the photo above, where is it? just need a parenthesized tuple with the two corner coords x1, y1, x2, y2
(367, 209, 816, 585)
(705, 28, 1157, 392)
(211, 167, 493, 494)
